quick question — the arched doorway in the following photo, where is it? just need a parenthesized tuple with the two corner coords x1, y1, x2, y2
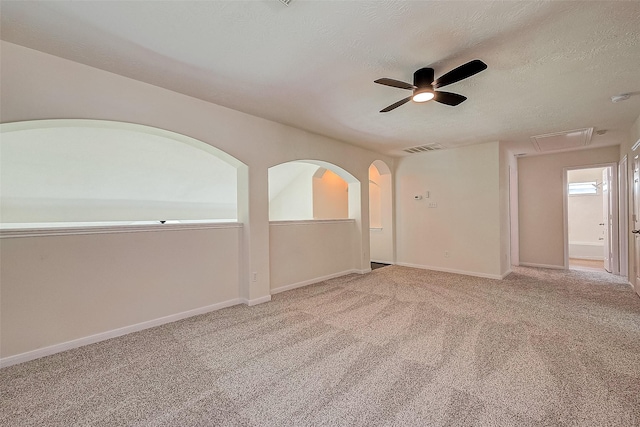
(369, 160, 393, 267)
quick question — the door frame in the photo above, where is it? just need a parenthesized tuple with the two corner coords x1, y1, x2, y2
(619, 156, 629, 277)
(509, 165, 520, 266)
(633, 154, 640, 296)
(563, 162, 619, 273)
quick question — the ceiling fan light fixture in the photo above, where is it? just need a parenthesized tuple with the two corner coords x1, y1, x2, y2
(374, 60, 486, 112)
(412, 88, 434, 103)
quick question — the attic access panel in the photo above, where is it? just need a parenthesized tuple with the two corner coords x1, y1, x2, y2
(531, 128, 594, 153)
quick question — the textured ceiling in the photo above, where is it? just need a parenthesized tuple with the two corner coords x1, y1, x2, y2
(1, 1, 639, 156)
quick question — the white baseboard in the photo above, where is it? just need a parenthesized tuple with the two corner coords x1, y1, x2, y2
(371, 260, 394, 265)
(271, 269, 361, 294)
(0, 298, 243, 369)
(395, 262, 504, 280)
(519, 262, 566, 270)
(569, 256, 604, 261)
(241, 295, 272, 306)
(501, 269, 513, 279)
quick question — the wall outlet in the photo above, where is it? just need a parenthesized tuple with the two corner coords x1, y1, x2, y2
(428, 202, 437, 208)
(444, 251, 450, 258)
(252, 272, 257, 282)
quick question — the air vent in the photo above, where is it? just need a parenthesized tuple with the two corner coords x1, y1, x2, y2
(531, 128, 593, 153)
(403, 144, 443, 154)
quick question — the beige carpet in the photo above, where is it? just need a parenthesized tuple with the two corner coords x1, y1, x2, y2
(1, 266, 639, 426)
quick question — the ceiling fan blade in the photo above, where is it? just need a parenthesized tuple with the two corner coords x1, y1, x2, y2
(433, 59, 487, 89)
(434, 91, 467, 106)
(380, 96, 412, 112)
(374, 78, 415, 90)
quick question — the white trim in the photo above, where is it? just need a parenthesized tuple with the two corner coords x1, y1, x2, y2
(0, 222, 242, 239)
(619, 155, 629, 278)
(271, 269, 361, 294)
(569, 241, 605, 247)
(519, 262, 566, 270)
(395, 262, 505, 280)
(371, 260, 393, 265)
(509, 164, 520, 267)
(0, 298, 243, 368)
(357, 268, 372, 274)
(568, 241, 605, 261)
(241, 295, 272, 306)
(269, 219, 355, 226)
(563, 163, 619, 274)
(501, 269, 513, 279)
(563, 168, 569, 269)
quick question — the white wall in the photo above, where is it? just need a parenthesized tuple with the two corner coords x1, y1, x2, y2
(0, 225, 241, 360)
(269, 163, 316, 221)
(508, 152, 520, 266)
(518, 146, 620, 268)
(396, 141, 505, 279)
(313, 169, 348, 219)
(499, 142, 512, 273)
(269, 220, 358, 292)
(369, 178, 382, 228)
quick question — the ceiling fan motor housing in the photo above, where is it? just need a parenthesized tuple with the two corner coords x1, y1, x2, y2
(412, 68, 435, 100)
(414, 68, 434, 88)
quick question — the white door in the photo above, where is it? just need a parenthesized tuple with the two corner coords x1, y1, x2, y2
(633, 156, 640, 296)
(603, 168, 612, 272)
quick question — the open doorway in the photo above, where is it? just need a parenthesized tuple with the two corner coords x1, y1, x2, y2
(369, 161, 393, 270)
(564, 164, 619, 273)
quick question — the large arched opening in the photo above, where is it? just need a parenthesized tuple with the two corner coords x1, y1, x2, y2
(1, 120, 242, 227)
(0, 120, 247, 366)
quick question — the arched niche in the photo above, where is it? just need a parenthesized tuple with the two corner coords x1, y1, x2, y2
(369, 160, 394, 264)
(0, 119, 245, 225)
(268, 160, 360, 221)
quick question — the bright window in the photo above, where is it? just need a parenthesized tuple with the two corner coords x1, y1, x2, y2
(568, 181, 597, 196)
